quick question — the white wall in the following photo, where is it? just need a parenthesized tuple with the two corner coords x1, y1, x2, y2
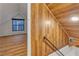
(27, 3, 31, 56)
(48, 45, 73, 56)
(48, 46, 79, 56)
(0, 3, 27, 36)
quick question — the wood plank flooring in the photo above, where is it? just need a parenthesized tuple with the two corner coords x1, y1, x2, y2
(0, 34, 27, 56)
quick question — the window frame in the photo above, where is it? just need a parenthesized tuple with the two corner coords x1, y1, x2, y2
(12, 18, 24, 31)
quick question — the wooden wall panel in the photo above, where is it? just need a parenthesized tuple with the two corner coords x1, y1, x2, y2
(31, 3, 69, 56)
(46, 4, 79, 39)
(0, 34, 27, 56)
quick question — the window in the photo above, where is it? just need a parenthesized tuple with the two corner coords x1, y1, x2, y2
(12, 18, 24, 31)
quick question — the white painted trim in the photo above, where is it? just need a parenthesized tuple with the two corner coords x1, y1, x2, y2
(27, 3, 31, 56)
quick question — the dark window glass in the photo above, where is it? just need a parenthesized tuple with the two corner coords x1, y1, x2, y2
(12, 18, 24, 31)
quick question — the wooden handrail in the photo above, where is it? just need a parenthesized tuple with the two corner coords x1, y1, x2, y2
(43, 36, 64, 56)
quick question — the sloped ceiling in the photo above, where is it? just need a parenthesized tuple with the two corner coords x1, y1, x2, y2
(46, 3, 79, 38)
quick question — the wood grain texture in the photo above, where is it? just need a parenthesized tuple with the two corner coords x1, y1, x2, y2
(31, 3, 69, 56)
(69, 39, 79, 47)
(0, 34, 27, 56)
(46, 3, 79, 38)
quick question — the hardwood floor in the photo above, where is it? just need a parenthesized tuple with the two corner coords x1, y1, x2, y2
(0, 34, 27, 56)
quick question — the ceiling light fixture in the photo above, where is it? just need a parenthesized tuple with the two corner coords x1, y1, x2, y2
(71, 16, 79, 22)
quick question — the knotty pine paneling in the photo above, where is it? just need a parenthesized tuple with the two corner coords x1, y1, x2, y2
(31, 3, 69, 56)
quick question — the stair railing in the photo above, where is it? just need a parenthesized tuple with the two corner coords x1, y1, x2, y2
(43, 36, 64, 56)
